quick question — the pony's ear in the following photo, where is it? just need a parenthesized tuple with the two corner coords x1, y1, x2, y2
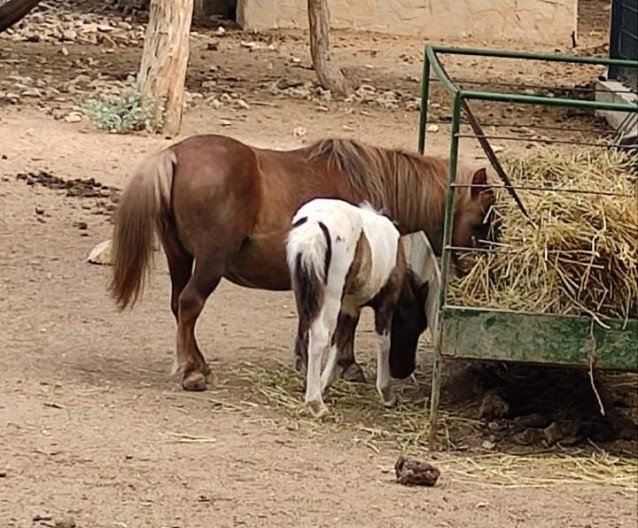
(471, 168, 488, 198)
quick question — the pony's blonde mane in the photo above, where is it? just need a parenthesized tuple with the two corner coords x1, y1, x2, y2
(306, 138, 475, 233)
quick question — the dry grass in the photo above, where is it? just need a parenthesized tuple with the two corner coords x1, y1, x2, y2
(237, 361, 638, 491)
(237, 360, 480, 452)
(440, 451, 638, 491)
(450, 147, 637, 323)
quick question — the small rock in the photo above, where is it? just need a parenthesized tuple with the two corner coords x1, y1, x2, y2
(511, 413, 551, 429)
(426, 124, 439, 133)
(492, 146, 505, 153)
(64, 112, 82, 124)
(478, 390, 510, 419)
(35, 207, 45, 215)
(395, 456, 440, 487)
(206, 40, 219, 51)
(277, 78, 304, 90)
(33, 514, 53, 522)
(55, 518, 76, 528)
(512, 428, 541, 446)
(543, 421, 564, 445)
(236, 99, 250, 110)
(293, 126, 307, 138)
(60, 47, 70, 56)
(74, 221, 88, 230)
(62, 29, 78, 42)
(216, 26, 226, 35)
(87, 240, 112, 265)
(219, 119, 232, 127)
(481, 440, 496, 450)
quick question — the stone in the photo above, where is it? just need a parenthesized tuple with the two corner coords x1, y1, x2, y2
(54, 518, 76, 528)
(64, 112, 82, 123)
(87, 240, 112, 266)
(478, 390, 510, 419)
(511, 413, 551, 429)
(293, 126, 307, 138)
(426, 124, 440, 133)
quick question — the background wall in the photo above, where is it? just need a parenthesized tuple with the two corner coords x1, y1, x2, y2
(237, 0, 579, 45)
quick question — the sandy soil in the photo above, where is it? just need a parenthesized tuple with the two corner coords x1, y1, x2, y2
(1, 1, 636, 526)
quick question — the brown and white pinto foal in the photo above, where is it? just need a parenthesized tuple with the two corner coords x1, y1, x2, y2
(287, 198, 437, 417)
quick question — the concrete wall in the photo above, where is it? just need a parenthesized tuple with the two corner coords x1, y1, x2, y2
(238, 0, 578, 45)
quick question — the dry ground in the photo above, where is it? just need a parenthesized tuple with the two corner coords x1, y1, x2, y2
(1, 1, 637, 527)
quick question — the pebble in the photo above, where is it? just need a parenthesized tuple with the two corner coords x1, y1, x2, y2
(478, 390, 510, 419)
(55, 518, 76, 528)
(64, 112, 83, 123)
(293, 126, 307, 138)
(481, 440, 496, 450)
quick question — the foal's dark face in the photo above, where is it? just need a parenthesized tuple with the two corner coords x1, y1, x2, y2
(389, 272, 430, 379)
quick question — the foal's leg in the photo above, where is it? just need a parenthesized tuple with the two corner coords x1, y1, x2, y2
(373, 305, 398, 408)
(306, 321, 330, 418)
(335, 313, 367, 383)
(306, 299, 340, 417)
(323, 310, 361, 391)
(175, 256, 225, 391)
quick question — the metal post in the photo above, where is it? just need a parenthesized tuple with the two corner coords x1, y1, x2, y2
(418, 48, 431, 154)
(428, 91, 462, 450)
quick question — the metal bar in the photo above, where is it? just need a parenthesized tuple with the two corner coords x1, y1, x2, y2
(426, 46, 460, 95)
(426, 119, 616, 135)
(461, 89, 638, 112)
(429, 44, 638, 68)
(418, 48, 430, 154)
(452, 78, 636, 95)
(450, 183, 635, 197)
(429, 92, 462, 450)
(460, 99, 531, 221)
(426, 76, 636, 95)
(455, 133, 638, 149)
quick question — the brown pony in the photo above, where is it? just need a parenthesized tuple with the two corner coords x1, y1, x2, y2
(110, 135, 495, 391)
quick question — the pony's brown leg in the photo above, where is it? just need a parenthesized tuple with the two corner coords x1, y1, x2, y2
(335, 312, 367, 383)
(175, 256, 225, 391)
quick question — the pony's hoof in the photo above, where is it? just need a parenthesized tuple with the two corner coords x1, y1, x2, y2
(308, 401, 330, 419)
(341, 362, 367, 383)
(182, 372, 208, 392)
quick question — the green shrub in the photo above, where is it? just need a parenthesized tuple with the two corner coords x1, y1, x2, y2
(83, 91, 163, 133)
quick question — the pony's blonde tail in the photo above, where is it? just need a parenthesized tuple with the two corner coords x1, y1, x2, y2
(110, 149, 177, 309)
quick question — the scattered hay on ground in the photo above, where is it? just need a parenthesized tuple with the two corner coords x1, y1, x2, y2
(451, 147, 637, 322)
(236, 361, 638, 491)
(236, 360, 480, 453)
(440, 451, 638, 491)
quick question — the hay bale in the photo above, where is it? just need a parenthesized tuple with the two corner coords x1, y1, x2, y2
(450, 147, 637, 321)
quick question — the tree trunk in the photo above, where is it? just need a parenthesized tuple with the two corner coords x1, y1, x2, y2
(138, 0, 193, 137)
(0, 0, 42, 33)
(307, 0, 350, 96)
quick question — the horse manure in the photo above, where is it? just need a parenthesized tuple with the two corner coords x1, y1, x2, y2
(395, 456, 440, 487)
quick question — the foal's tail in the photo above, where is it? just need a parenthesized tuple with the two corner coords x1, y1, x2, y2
(286, 218, 333, 321)
(109, 148, 177, 310)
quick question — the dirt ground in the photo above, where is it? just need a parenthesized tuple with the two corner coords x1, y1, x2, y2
(1, 1, 637, 527)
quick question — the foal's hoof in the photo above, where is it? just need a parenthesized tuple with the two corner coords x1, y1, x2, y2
(182, 372, 208, 392)
(308, 401, 330, 419)
(341, 363, 367, 383)
(380, 390, 398, 408)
